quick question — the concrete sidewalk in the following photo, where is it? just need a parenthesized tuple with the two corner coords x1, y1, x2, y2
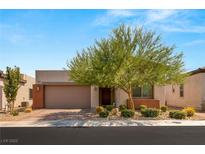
(1, 119, 205, 127)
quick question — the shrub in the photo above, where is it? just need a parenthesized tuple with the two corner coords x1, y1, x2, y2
(183, 107, 195, 117)
(105, 105, 114, 112)
(21, 101, 29, 107)
(96, 106, 104, 114)
(160, 106, 168, 112)
(24, 107, 32, 113)
(141, 108, 160, 117)
(99, 111, 109, 118)
(111, 108, 118, 116)
(139, 105, 147, 111)
(119, 104, 127, 111)
(11, 110, 19, 116)
(17, 107, 26, 112)
(169, 110, 178, 118)
(121, 109, 135, 118)
(169, 110, 186, 119)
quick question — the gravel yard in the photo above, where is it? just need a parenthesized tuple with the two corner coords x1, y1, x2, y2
(1, 109, 205, 122)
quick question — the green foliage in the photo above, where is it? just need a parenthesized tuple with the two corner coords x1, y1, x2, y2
(141, 108, 160, 117)
(21, 101, 29, 107)
(183, 107, 195, 117)
(96, 106, 104, 114)
(11, 110, 19, 116)
(169, 110, 186, 119)
(99, 110, 109, 118)
(68, 24, 187, 110)
(119, 104, 127, 111)
(169, 110, 178, 118)
(105, 105, 114, 112)
(17, 107, 26, 112)
(139, 105, 147, 111)
(160, 106, 168, 112)
(121, 109, 135, 118)
(3, 66, 21, 112)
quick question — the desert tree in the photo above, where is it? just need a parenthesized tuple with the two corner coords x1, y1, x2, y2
(68, 24, 187, 109)
(3, 66, 21, 112)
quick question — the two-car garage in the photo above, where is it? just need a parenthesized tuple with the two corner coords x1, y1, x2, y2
(33, 84, 91, 109)
(33, 70, 92, 109)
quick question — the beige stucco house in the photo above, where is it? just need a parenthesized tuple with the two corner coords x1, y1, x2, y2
(0, 70, 35, 110)
(33, 70, 166, 109)
(165, 68, 205, 110)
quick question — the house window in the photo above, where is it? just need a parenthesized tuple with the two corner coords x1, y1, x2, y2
(132, 85, 153, 98)
(179, 84, 184, 97)
(29, 88, 33, 100)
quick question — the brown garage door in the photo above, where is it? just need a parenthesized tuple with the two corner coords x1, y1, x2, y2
(45, 85, 91, 109)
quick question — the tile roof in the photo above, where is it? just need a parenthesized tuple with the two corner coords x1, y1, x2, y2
(189, 67, 205, 75)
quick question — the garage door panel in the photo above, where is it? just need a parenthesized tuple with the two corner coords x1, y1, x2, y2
(45, 85, 91, 109)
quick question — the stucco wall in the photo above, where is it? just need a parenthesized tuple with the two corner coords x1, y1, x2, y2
(165, 73, 204, 110)
(35, 70, 166, 108)
(0, 78, 3, 110)
(91, 86, 99, 108)
(115, 86, 166, 107)
(154, 86, 166, 106)
(202, 73, 205, 105)
(36, 70, 71, 83)
(1, 75, 35, 110)
(115, 88, 128, 107)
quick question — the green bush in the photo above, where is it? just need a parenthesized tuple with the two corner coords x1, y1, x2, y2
(11, 110, 19, 116)
(160, 106, 168, 112)
(183, 107, 195, 117)
(169, 110, 186, 119)
(17, 107, 26, 112)
(99, 111, 109, 118)
(139, 105, 147, 111)
(21, 101, 29, 107)
(121, 109, 135, 118)
(96, 106, 104, 114)
(141, 108, 160, 117)
(169, 110, 178, 118)
(105, 105, 114, 112)
(119, 104, 127, 111)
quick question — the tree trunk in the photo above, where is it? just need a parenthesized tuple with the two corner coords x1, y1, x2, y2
(127, 91, 135, 110)
(11, 102, 14, 113)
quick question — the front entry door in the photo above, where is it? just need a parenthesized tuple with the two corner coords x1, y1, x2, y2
(100, 88, 111, 105)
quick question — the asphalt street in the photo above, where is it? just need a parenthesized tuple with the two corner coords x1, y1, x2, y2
(1, 126, 205, 145)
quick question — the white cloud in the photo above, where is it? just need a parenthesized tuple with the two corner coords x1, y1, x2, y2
(94, 10, 136, 26)
(183, 39, 205, 47)
(107, 10, 135, 17)
(159, 24, 205, 33)
(146, 10, 177, 23)
(94, 9, 205, 34)
(0, 22, 44, 45)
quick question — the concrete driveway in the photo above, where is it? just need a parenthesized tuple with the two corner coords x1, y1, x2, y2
(22, 109, 98, 121)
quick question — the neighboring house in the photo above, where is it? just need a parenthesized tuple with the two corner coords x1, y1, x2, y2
(165, 67, 205, 110)
(0, 70, 35, 110)
(33, 70, 166, 109)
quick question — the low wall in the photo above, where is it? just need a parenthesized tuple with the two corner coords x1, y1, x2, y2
(127, 98, 160, 109)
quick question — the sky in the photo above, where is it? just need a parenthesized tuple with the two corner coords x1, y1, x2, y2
(0, 9, 205, 77)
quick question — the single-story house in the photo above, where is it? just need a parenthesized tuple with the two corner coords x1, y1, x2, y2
(0, 70, 35, 110)
(33, 70, 166, 109)
(165, 67, 205, 110)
